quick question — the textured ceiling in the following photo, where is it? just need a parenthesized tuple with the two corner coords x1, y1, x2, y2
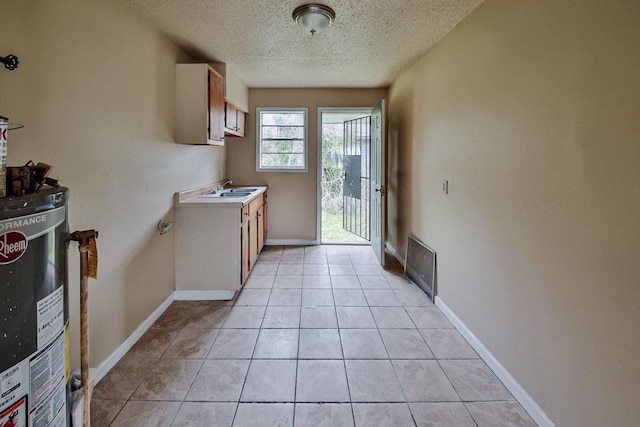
(120, 0, 483, 88)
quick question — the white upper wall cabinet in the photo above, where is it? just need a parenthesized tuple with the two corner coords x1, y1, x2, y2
(175, 64, 225, 145)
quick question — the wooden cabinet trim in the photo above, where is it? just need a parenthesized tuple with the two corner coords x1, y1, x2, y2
(248, 194, 264, 216)
(241, 221, 250, 285)
(208, 67, 225, 144)
(224, 101, 247, 137)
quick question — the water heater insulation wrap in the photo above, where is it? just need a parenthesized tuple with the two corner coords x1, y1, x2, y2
(0, 188, 70, 427)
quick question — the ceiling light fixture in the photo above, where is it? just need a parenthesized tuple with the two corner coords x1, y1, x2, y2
(292, 3, 336, 36)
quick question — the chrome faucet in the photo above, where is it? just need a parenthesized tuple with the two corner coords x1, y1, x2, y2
(216, 179, 232, 193)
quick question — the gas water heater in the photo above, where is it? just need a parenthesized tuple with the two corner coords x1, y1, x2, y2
(0, 187, 70, 427)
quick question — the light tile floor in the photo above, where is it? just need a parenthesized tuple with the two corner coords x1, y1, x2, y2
(91, 245, 537, 426)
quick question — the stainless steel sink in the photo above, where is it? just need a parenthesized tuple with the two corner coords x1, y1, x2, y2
(219, 192, 251, 197)
(197, 192, 250, 198)
(196, 187, 259, 198)
(229, 188, 258, 192)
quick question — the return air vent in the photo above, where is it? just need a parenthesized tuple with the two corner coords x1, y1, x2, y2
(405, 235, 436, 301)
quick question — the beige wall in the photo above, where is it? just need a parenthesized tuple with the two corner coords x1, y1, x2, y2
(388, 0, 640, 425)
(0, 0, 225, 367)
(226, 88, 387, 240)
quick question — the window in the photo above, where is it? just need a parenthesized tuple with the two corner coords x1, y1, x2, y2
(256, 108, 308, 172)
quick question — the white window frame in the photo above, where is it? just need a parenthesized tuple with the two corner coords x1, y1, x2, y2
(256, 107, 308, 172)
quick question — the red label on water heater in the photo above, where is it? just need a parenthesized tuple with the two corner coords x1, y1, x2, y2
(0, 231, 28, 265)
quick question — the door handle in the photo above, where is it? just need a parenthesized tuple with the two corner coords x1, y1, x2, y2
(375, 186, 388, 195)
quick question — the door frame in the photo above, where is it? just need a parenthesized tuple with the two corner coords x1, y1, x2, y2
(317, 107, 373, 244)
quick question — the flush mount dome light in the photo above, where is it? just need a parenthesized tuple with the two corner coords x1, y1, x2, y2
(292, 3, 336, 35)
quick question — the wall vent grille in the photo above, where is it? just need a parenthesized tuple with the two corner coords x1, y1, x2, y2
(405, 235, 436, 301)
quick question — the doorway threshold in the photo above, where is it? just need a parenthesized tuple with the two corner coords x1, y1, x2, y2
(321, 241, 371, 246)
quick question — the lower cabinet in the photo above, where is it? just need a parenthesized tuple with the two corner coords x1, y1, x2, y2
(241, 193, 267, 286)
(176, 189, 268, 295)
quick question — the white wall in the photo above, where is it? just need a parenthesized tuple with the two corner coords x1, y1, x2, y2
(387, 0, 640, 425)
(226, 88, 388, 241)
(0, 0, 225, 367)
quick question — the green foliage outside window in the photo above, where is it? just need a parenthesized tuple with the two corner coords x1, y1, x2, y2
(321, 123, 344, 214)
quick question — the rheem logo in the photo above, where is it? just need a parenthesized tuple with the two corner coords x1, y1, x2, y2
(0, 231, 28, 264)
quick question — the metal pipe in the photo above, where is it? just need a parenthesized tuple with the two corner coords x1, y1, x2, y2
(69, 230, 98, 427)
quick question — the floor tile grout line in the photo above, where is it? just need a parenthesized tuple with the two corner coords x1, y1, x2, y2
(231, 256, 280, 424)
(295, 295, 303, 419)
(292, 346, 300, 422)
(335, 254, 357, 426)
(116, 397, 427, 404)
(366, 278, 420, 423)
(124, 341, 170, 402)
(105, 399, 127, 425)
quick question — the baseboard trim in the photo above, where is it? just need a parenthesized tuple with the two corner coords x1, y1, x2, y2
(174, 290, 236, 300)
(265, 239, 318, 246)
(385, 242, 406, 266)
(93, 292, 175, 383)
(435, 296, 555, 427)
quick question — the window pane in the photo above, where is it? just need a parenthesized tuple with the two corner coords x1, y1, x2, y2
(291, 139, 304, 153)
(262, 112, 305, 127)
(262, 125, 304, 139)
(262, 140, 304, 154)
(262, 153, 305, 168)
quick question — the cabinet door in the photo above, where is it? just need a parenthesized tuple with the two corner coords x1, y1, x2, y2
(224, 102, 246, 137)
(236, 110, 246, 137)
(249, 214, 259, 270)
(264, 195, 268, 239)
(257, 204, 265, 254)
(208, 69, 225, 144)
(225, 103, 238, 133)
(241, 220, 250, 285)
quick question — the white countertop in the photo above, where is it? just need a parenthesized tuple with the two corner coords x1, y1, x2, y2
(175, 184, 267, 208)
